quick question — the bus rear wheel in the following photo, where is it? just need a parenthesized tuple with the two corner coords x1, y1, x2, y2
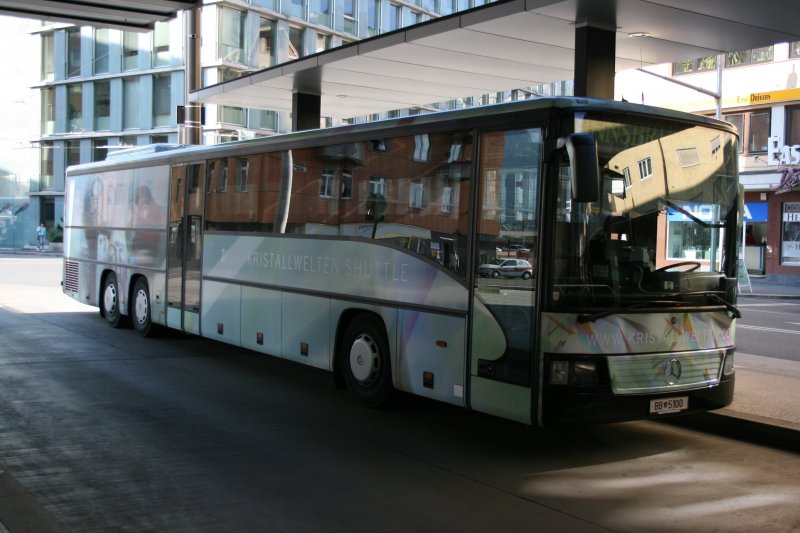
(341, 314, 393, 406)
(132, 277, 154, 337)
(101, 272, 125, 328)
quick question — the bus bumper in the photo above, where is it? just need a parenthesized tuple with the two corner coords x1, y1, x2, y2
(540, 374, 735, 426)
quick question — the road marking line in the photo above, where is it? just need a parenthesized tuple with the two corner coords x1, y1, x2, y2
(737, 303, 800, 307)
(737, 324, 800, 335)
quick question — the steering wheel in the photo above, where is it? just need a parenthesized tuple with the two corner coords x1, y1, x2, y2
(653, 261, 701, 273)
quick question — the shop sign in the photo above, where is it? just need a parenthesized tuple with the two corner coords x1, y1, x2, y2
(744, 202, 768, 222)
(767, 136, 800, 165)
(784, 203, 800, 222)
(667, 203, 716, 222)
(782, 203, 800, 264)
(766, 137, 800, 194)
(774, 166, 800, 195)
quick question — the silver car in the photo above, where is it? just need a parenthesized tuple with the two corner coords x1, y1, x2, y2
(478, 259, 533, 279)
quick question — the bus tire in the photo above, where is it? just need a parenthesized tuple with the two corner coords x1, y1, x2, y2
(131, 277, 154, 337)
(101, 272, 126, 329)
(341, 314, 393, 407)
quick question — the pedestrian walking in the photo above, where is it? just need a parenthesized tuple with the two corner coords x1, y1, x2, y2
(449, 250, 460, 273)
(36, 223, 47, 251)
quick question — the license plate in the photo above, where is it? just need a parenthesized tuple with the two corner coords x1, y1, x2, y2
(649, 396, 689, 415)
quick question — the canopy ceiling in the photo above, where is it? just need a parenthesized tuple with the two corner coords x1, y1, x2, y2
(0, 0, 199, 31)
(192, 0, 800, 119)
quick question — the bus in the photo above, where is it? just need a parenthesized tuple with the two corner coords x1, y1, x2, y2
(62, 97, 741, 426)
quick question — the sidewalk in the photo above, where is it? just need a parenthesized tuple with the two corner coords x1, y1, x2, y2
(676, 277, 800, 451)
(738, 275, 800, 299)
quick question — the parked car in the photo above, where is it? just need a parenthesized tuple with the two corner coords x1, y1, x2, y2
(507, 244, 530, 258)
(478, 258, 533, 279)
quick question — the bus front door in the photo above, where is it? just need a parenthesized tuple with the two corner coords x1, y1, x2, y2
(167, 163, 204, 334)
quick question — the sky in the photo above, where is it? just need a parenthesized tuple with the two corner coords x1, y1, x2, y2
(0, 15, 40, 182)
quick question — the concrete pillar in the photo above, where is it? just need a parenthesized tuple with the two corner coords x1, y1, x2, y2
(573, 25, 616, 99)
(292, 92, 321, 131)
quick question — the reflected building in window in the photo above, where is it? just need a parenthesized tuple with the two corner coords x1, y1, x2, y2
(618, 39, 800, 284)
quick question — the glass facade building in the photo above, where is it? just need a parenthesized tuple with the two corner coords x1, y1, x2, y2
(32, 0, 574, 242)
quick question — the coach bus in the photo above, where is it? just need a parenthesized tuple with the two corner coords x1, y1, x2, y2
(62, 97, 741, 425)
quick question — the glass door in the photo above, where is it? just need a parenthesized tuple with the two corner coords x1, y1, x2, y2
(167, 163, 205, 333)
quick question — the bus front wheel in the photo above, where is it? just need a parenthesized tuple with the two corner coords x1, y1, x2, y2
(101, 272, 125, 328)
(341, 315, 393, 406)
(132, 277, 154, 337)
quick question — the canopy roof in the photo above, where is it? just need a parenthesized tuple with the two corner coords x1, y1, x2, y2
(0, 0, 199, 31)
(191, 0, 800, 119)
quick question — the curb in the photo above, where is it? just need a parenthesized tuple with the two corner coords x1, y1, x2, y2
(738, 292, 800, 300)
(666, 409, 800, 453)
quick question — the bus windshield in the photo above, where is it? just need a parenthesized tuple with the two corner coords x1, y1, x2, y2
(549, 112, 740, 314)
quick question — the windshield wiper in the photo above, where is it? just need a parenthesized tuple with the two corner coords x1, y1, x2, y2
(576, 292, 741, 323)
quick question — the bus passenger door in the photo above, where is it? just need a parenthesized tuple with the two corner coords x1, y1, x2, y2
(167, 163, 205, 334)
(470, 127, 543, 425)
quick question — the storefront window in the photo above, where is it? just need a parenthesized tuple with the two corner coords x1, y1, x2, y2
(783, 202, 800, 266)
(666, 204, 719, 261)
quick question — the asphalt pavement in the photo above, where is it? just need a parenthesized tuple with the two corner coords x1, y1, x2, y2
(4, 248, 800, 452)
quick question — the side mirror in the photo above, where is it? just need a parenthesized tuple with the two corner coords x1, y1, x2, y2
(559, 133, 599, 203)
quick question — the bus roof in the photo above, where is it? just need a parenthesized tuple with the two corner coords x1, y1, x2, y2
(66, 97, 734, 176)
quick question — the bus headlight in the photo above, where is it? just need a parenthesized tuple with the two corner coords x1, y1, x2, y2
(574, 360, 599, 385)
(548, 358, 602, 386)
(723, 351, 735, 376)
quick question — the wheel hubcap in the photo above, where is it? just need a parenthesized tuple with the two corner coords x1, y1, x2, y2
(134, 289, 148, 325)
(349, 333, 379, 384)
(104, 283, 117, 315)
